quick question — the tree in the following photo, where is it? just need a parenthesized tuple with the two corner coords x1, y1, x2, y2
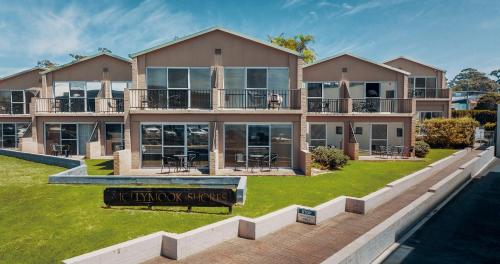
(69, 53, 86, 62)
(449, 68, 498, 92)
(98, 47, 112, 53)
(491, 69, 500, 84)
(268, 33, 316, 63)
(475, 93, 500, 110)
(36, 60, 57, 69)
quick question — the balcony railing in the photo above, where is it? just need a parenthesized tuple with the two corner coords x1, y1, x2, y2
(408, 88, 450, 99)
(307, 98, 348, 113)
(36, 98, 96, 113)
(352, 98, 413, 113)
(96, 98, 124, 113)
(0, 101, 29, 114)
(129, 89, 212, 110)
(220, 89, 301, 110)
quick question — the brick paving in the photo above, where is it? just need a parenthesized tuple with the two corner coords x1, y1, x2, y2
(143, 149, 479, 264)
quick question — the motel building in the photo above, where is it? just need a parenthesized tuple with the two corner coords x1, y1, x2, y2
(0, 27, 451, 176)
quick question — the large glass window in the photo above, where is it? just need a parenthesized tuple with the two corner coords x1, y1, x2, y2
(247, 69, 267, 89)
(309, 124, 326, 148)
(147, 68, 168, 90)
(307, 83, 323, 98)
(224, 124, 293, 168)
(141, 124, 162, 167)
(11, 91, 25, 114)
(2, 123, 16, 148)
(105, 123, 124, 155)
(268, 68, 288, 90)
(111, 82, 129, 98)
(53, 81, 103, 112)
(168, 69, 189, 88)
(371, 124, 388, 153)
(224, 68, 245, 90)
(141, 123, 210, 169)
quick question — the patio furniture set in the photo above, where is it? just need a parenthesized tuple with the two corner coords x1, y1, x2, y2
(373, 145, 414, 159)
(234, 153, 279, 172)
(160, 152, 199, 173)
(49, 143, 71, 157)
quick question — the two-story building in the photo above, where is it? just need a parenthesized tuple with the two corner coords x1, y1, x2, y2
(303, 54, 415, 158)
(0, 27, 451, 176)
(384, 56, 451, 120)
(29, 52, 132, 156)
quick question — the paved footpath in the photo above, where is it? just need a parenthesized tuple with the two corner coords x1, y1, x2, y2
(144, 149, 480, 264)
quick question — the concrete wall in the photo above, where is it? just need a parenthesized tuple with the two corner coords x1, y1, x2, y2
(239, 205, 299, 240)
(0, 148, 83, 168)
(325, 147, 494, 264)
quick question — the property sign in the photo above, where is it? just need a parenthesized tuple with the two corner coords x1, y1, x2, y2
(103, 188, 236, 211)
(297, 207, 317, 225)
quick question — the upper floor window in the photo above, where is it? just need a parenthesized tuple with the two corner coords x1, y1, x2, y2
(111, 82, 131, 99)
(53, 81, 102, 112)
(224, 67, 289, 90)
(306, 82, 339, 99)
(0, 90, 27, 114)
(409, 77, 437, 89)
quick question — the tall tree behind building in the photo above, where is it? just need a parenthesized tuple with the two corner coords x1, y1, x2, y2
(268, 33, 316, 63)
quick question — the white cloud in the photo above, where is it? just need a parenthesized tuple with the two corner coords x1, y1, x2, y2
(282, 0, 305, 8)
(341, 0, 409, 16)
(0, 1, 198, 61)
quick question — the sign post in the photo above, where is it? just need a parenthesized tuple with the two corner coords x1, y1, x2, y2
(104, 187, 236, 213)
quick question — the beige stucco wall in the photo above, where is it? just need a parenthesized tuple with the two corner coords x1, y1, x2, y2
(384, 57, 446, 89)
(416, 101, 451, 117)
(0, 69, 43, 91)
(303, 55, 408, 98)
(42, 55, 132, 98)
(133, 29, 299, 90)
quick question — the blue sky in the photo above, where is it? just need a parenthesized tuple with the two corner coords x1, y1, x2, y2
(0, 0, 498, 79)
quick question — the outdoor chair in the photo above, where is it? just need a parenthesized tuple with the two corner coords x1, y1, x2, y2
(267, 93, 283, 109)
(262, 153, 279, 171)
(234, 153, 246, 171)
(161, 156, 178, 173)
(187, 152, 198, 171)
(50, 144, 61, 156)
(62, 145, 70, 157)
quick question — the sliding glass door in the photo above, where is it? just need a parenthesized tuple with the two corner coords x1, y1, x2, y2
(141, 123, 209, 168)
(105, 123, 125, 155)
(44, 123, 93, 155)
(224, 123, 293, 168)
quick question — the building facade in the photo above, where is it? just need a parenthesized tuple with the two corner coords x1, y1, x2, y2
(0, 27, 451, 175)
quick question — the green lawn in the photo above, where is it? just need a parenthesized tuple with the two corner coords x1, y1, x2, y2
(85, 159, 114, 175)
(0, 149, 455, 263)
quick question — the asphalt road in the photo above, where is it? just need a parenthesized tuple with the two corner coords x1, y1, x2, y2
(383, 164, 500, 264)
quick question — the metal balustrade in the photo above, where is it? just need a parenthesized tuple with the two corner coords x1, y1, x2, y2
(129, 89, 212, 110)
(352, 98, 413, 113)
(219, 89, 301, 110)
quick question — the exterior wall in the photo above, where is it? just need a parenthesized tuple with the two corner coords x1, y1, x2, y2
(0, 69, 43, 91)
(133, 29, 299, 90)
(384, 57, 446, 89)
(416, 100, 451, 117)
(303, 55, 407, 98)
(306, 115, 414, 152)
(129, 113, 301, 170)
(42, 55, 132, 97)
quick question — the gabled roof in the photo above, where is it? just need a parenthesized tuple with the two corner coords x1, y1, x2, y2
(41, 52, 132, 74)
(129, 26, 301, 58)
(0, 67, 45, 81)
(304, 53, 411, 75)
(383, 56, 446, 72)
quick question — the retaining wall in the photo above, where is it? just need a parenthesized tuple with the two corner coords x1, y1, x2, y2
(345, 149, 470, 214)
(61, 147, 493, 264)
(323, 146, 495, 264)
(0, 148, 83, 169)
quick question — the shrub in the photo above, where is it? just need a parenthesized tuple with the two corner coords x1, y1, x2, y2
(484, 122, 496, 131)
(414, 141, 430, 158)
(311, 147, 349, 170)
(452, 109, 496, 124)
(422, 117, 479, 148)
(475, 93, 500, 111)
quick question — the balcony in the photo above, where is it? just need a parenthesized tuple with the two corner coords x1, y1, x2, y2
(35, 98, 124, 114)
(307, 98, 413, 114)
(408, 88, 450, 99)
(219, 89, 301, 110)
(0, 101, 30, 115)
(352, 98, 413, 113)
(307, 98, 349, 113)
(129, 89, 212, 110)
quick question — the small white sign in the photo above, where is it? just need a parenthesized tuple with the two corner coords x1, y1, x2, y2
(297, 207, 317, 225)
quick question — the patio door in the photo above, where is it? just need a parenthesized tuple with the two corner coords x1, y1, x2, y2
(69, 82, 86, 112)
(365, 83, 381, 112)
(371, 124, 388, 154)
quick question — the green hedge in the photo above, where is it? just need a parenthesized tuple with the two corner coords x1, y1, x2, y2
(452, 109, 496, 124)
(422, 117, 479, 148)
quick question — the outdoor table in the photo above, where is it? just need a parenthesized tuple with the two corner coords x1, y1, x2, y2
(393, 145, 404, 157)
(249, 154, 265, 171)
(174, 154, 189, 171)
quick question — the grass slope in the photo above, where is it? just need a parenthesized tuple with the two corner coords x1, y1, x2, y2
(0, 149, 455, 263)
